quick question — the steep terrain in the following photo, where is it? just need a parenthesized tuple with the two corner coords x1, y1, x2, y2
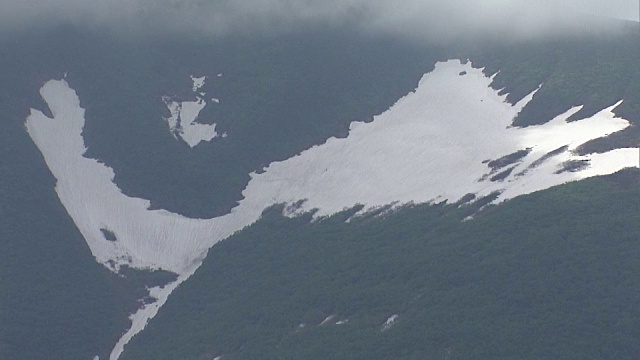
(1, 22, 640, 360)
(123, 170, 640, 360)
(25, 57, 638, 357)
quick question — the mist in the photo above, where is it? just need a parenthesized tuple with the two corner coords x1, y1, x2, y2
(1, 0, 638, 41)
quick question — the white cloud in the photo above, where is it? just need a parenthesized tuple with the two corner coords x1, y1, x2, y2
(1, 0, 638, 39)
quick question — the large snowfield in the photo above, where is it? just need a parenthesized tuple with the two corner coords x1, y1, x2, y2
(25, 60, 639, 359)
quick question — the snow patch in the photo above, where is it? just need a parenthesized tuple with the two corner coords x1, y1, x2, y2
(26, 60, 638, 359)
(319, 315, 336, 326)
(190, 75, 205, 92)
(241, 60, 637, 218)
(381, 314, 399, 332)
(109, 281, 184, 360)
(163, 75, 225, 147)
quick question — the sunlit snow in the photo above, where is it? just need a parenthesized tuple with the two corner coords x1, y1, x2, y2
(26, 60, 638, 359)
(244, 61, 638, 218)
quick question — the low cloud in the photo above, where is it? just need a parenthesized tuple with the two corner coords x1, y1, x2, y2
(1, 0, 638, 41)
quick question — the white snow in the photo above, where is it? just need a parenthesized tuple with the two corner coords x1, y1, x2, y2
(26, 80, 250, 359)
(163, 75, 222, 147)
(190, 75, 205, 92)
(381, 314, 399, 332)
(25, 60, 638, 359)
(319, 315, 336, 326)
(109, 282, 183, 360)
(241, 60, 638, 218)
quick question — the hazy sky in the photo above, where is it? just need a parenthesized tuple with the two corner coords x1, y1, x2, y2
(565, 0, 638, 20)
(2, 0, 638, 40)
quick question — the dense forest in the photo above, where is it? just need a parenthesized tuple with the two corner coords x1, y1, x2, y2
(123, 169, 640, 360)
(0, 21, 639, 359)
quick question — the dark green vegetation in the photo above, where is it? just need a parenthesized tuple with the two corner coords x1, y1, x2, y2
(481, 149, 532, 182)
(527, 146, 570, 170)
(0, 78, 164, 359)
(0, 28, 440, 356)
(76, 25, 640, 217)
(0, 103, 180, 359)
(1, 20, 639, 360)
(32, 27, 443, 219)
(469, 28, 640, 153)
(487, 149, 532, 171)
(123, 170, 640, 360)
(101, 228, 118, 242)
(556, 159, 592, 174)
(2, 26, 638, 220)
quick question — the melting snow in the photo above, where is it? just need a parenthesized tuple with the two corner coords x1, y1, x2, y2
(163, 75, 223, 147)
(381, 314, 399, 332)
(190, 75, 205, 92)
(25, 60, 638, 359)
(244, 61, 638, 218)
(319, 315, 336, 326)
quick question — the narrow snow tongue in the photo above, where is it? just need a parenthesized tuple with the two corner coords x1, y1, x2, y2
(24, 79, 239, 360)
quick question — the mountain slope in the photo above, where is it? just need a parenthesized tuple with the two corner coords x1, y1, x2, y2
(0, 79, 136, 360)
(1, 23, 639, 360)
(24, 55, 637, 358)
(122, 170, 640, 360)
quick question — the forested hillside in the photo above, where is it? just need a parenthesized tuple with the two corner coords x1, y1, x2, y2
(1, 20, 639, 359)
(124, 170, 640, 360)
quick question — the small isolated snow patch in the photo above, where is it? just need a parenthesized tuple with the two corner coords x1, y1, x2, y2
(163, 75, 225, 147)
(381, 314, 399, 332)
(190, 75, 205, 92)
(319, 315, 336, 326)
(294, 323, 306, 333)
